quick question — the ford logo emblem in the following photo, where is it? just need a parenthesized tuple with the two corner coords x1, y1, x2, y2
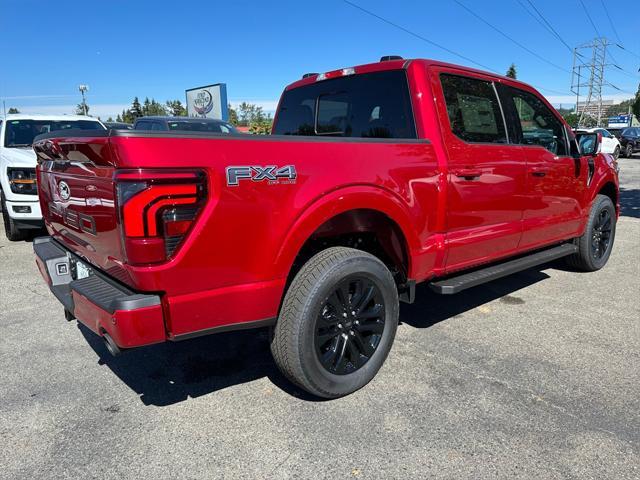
(58, 181, 71, 200)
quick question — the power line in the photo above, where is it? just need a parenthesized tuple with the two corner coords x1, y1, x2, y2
(599, 0, 622, 44)
(342, 0, 496, 72)
(519, 0, 573, 53)
(578, 0, 602, 38)
(452, 0, 571, 74)
(616, 44, 640, 62)
(341, 0, 572, 96)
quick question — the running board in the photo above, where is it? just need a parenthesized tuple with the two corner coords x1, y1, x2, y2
(429, 243, 578, 295)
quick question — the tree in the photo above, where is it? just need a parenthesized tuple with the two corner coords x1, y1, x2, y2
(143, 97, 151, 115)
(506, 63, 517, 79)
(7, 107, 20, 114)
(106, 116, 114, 122)
(166, 100, 187, 117)
(633, 83, 640, 121)
(75, 103, 89, 115)
(605, 98, 634, 117)
(237, 102, 266, 126)
(130, 97, 143, 119)
(227, 104, 238, 125)
(116, 114, 123, 122)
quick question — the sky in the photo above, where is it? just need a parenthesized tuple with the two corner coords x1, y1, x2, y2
(2, 0, 639, 120)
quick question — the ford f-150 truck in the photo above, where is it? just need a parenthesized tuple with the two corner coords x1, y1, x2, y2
(0, 114, 105, 240)
(32, 57, 619, 398)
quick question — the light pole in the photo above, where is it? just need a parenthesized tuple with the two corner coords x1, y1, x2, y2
(78, 84, 89, 115)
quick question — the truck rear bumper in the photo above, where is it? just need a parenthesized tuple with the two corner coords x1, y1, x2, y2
(33, 236, 166, 349)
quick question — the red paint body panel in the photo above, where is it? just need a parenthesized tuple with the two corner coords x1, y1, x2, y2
(33, 59, 619, 349)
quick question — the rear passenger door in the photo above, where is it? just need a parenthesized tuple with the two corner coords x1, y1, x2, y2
(435, 71, 527, 271)
(497, 84, 586, 248)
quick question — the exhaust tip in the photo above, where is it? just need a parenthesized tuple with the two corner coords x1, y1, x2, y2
(103, 333, 122, 357)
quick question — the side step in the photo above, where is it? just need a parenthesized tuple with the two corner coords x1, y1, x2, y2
(429, 243, 578, 295)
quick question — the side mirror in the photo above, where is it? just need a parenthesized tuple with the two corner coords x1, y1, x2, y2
(576, 132, 601, 156)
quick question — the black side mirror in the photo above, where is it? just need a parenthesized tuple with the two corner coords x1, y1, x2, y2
(576, 132, 600, 156)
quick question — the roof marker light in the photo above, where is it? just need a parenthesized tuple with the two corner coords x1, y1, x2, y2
(316, 73, 327, 81)
(341, 67, 355, 76)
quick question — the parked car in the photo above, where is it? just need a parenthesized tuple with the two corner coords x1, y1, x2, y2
(133, 116, 239, 134)
(618, 127, 640, 157)
(0, 114, 105, 240)
(104, 121, 133, 130)
(576, 127, 621, 158)
(32, 57, 618, 398)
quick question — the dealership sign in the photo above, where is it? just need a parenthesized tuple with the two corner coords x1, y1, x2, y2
(608, 114, 631, 129)
(185, 83, 228, 120)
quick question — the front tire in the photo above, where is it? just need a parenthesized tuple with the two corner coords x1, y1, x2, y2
(613, 146, 620, 159)
(565, 194, 616, 271)
(624, 144, 633, 158)
(271, 247, 399, 398)
(1, 191, 27, 241)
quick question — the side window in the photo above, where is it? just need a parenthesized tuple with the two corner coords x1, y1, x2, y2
(151, 122, 165, 131)
(504, 87, 568, 156)
(440, 73, 507, 144)
(135, 121, 151, 130)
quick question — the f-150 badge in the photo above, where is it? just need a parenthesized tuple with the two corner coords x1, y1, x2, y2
(226, 165, 297, 186)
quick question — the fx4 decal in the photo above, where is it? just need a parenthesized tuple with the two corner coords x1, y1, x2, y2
(226, 165, 297, 186)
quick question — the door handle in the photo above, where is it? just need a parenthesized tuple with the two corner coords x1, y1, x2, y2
(530, 169, 547, 177)
(454, 169, 482, 180)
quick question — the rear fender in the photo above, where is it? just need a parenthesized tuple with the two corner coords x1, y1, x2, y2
(274, 185, 423, 280)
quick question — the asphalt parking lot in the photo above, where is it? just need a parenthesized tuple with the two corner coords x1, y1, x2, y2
(1, 157, 639, 479)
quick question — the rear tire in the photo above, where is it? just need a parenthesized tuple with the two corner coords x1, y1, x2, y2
(624, 144, 633, 158)
(613, 146, 620, 159)
(271, 247, 399, 399)
(1, 191, 27, 242)
(565, 194, 616, 271)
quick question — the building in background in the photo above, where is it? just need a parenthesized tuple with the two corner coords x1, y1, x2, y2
(574, 99, 614, 119)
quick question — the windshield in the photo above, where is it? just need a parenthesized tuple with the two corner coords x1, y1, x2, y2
(167, 121, 236, 133)
(4, 119, 105, 147)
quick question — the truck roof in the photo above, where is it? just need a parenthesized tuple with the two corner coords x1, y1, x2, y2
(285, 58, 536, 92)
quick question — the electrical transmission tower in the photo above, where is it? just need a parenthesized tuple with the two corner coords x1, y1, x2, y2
(571, 38, 612, 127)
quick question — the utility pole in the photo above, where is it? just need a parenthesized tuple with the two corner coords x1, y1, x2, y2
(571, 38, 611, 127)
(78, 84, 89, 115)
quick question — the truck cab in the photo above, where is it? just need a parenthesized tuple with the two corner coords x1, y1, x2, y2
(0, 114, 105, 240)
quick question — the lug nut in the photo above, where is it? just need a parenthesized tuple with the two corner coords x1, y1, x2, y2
(338, 323, 343, 329)
(343, 312, 348, 318)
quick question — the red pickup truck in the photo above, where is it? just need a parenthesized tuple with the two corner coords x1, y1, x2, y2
(33, 57, 619, 398)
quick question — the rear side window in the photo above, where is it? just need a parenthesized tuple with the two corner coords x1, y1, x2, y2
(273, 70, 416, 139)
(440, 74, 507, 144)
(135, 121, 152, 130)
(502, 86, 567, 156)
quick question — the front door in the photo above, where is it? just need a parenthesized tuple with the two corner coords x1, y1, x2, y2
(434, 71, 527, 272)
(497, 84, 587, 249)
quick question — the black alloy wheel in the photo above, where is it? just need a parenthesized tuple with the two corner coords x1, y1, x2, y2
(591, 208, 612, 260)
(315, 276, 385, 375)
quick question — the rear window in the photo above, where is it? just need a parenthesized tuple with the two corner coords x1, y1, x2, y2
(4, 119, 104, 147)
(273, 70, 416, 139)
(167, 121, 235, 133)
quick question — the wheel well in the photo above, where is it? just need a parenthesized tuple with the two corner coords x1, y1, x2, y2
(599, 182, 617, 208)
(287, 209, 410, 288)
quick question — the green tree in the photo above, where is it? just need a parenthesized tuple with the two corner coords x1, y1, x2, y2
(75, 103, 89, 115)
(142, 97, 151, 115)
(561, 112, 580, 128)
(605, 98, 634, 117)
(130, 97, 143, 119)
(116, 114, 123, 122)
(632, 83, 640, 121)
(7, 107, 20, 114)
(106, 116, 114, 122)
(228, 104, 238, 125)
(506, 63, 517, 79)
(166, 100, 187, 117)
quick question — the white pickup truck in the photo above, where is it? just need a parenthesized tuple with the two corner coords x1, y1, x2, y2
(0, 114, 105, 240)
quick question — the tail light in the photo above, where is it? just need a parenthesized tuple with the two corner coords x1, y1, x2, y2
(115, 169, 206, 265)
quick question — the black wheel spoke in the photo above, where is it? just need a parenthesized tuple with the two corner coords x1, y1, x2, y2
(357, 303, 383, 320)
(333, 335, 348, 372)
(319, 336, 339, 369)
(355, 285, 375, 314)
(356, 319, 384, 335)
(352, 330, 375, 357)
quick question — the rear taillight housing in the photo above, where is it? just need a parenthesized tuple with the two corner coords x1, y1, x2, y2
(115, 169, 206, 265)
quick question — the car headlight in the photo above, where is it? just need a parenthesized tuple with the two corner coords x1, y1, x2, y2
(7, 167, 38, 195)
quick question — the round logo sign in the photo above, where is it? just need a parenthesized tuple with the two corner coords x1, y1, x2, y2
(193, 90, 214, 116)
(58, 181, 71, 200)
